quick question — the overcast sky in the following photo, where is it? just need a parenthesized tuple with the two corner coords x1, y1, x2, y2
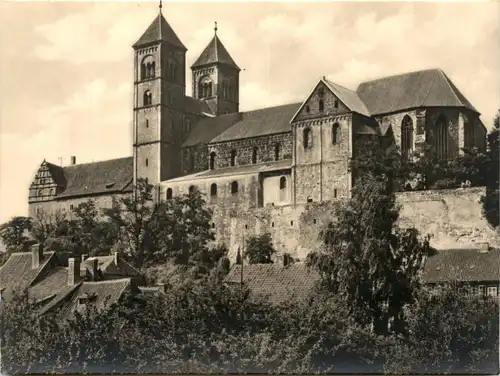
(0, 1, 499, 224)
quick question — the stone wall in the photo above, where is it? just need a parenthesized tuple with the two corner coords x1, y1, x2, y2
(211, 186, 499, 262)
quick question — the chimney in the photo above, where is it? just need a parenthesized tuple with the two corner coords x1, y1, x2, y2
(70, 156, 76, 165)
(68, 257, 81, 285)
(87, 257, 99, 281)
(31, 243, 43, 269)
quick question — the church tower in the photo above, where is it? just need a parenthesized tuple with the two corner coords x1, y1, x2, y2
(191, 23, 240, 116)
(132, 5, 187, 186)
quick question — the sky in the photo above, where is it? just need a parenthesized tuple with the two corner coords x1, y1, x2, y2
(0, 0, 499, 224)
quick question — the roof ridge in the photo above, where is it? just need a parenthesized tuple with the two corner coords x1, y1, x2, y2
(437, 69, 464, 108)
(61, 156, 132, 169)
(359, 68, 440, 86)
(323, 77, 356, 93)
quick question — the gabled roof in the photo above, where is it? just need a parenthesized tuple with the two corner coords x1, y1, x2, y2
(85, 255, 142, 278)
(182, 112, 241, 147)
(210, 103, 301, 143)
(184, 96, 213, 116)
(55, 157, 133, 199)
(133, 13, 186, 50)
(356, 68, 478, 116)
(191, 34, 240, 70)
(323, 78, 371, 117)
(423, 248, 500, 283)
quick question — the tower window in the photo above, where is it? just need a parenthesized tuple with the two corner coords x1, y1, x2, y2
(332, 123, 340, 145)
(209, 152, 216, 170)
(210, 183, 217, 197)
(143, 90, 152, 106)
(231, 181, 239, 195)
(145, 119, 149, 128)
(303, 127, 312, 148)
(274, 143, 280, 161)
(166, 188, 173, 200)
(141, 55, 155, 80)
(168, 61, 177, 81)
(230, 149, 237, 166)
(252, 147, 258, 164)
(319, 99, 324, 112)
(145, 158, 149, 167)
(279, 176, 287, 190)
(199, 76, 213, 99)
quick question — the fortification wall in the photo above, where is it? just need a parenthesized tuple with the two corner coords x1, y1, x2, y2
(212, 187, 499, 262)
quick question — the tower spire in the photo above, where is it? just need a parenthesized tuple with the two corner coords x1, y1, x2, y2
(214, 21, 217, 35)
(159, 0, 162, 13)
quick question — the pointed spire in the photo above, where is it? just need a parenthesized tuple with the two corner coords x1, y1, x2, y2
(191, 24, 240, 71)
(133, 8, 186, 50)
(159, 0, 162, 13)
(214, 21, 217, 35)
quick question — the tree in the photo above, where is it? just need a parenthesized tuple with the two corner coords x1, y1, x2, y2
(481, 109, 499, 227)
(307, 175, 434, 335)
(30, 208, 67, 245)
(245, 232, 276, 264)
(0, 216, 33, 252)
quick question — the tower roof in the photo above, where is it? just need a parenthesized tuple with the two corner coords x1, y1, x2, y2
(191, 34, 240, 70)
(133, 13, 186, 50)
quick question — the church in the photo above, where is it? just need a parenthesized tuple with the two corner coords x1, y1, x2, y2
(27, 7, 488, 258)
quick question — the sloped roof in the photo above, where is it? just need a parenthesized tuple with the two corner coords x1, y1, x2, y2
(191, 34, 240, 70)
(182, 112, 241, 147)
(184, 96, 213, 116)
(85, 255, 142, 277)
(0, 251, 57, 299)
(55, 157, 133, 199)
(225, 262, 319, 305)
(210, 103, 301, 143)
(423, 248, 500, 283)
(357, 68, 478, 116)
(165, 159, 291, 183)
(323, 78, 371, 117)
(133, 13, 186, 50)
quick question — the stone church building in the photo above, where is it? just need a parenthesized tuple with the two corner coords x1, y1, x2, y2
(28, 9, 488, 258)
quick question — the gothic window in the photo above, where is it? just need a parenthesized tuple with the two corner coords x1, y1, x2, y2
(209, 152, 216, 170)
(252, 147, 258, 164)
(434, 115, 448, 159)
(332, 123, 340, 145)
(231, 181, 239, 195)
(303, 127, 312, 148)
(319, 99, 324, 112)
(143, 90, 152, 106)
(464, 116, 474, 148)
(198, 76, 213, 99)
(166, 188, 173, 200)
(140, 55, 155, 80)
(210, 183, 217, 197)
(230, 150, 237, 166)
(279, 176, 287, 189)
(274, 143, 280, 161)
(401, 115, 414, 162)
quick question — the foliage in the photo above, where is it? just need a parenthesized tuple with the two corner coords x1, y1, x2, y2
(245, 232, 276, 264)
(0, 216, 33, 253)
(307, 175, 433, 335)
(481, 109, 499, 227)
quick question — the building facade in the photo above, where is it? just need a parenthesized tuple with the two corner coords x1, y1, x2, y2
(28, 9, 489, 258)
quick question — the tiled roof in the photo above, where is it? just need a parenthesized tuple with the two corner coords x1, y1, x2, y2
(357, 69, 478, 116)
(165, 159, 292, 183)
(55, 157, 133, 199)
(182, 112, 239, 147)
(29, 267, 68, 302)
(323, 78, 371, 117)
(133, 13, 186, 50)
(224, 262, 319, 305)
(210, 103, 301, 143)
(39, 278, 132, 317)
(422, 248, 500, 283)
(184, 96, 213, 116)
(85, 255, 142, 277)
(0, 251, 57, 299)
(45, 162, 66, 187)
(191, 35, 240, 70)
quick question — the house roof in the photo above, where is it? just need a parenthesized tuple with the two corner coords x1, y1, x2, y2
(210, 103, 301, 144)
(133, 13, 186, 50)
(182, 112, 240, 147)
(84, 255, 142, 278)
(54, 157, 133, 199)
(224, 262, 319, 305)
(164, 159, 291, 183)
(323, 78, 371, 117)
(0, 251, 57, 299)
(191, 34, 240, 70)
(356, 68, 478, 116)
(422, 248, 500, 283)
(184, 96, 213, 116)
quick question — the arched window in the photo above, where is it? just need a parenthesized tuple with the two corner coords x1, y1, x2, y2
(434, 115, 448, 159)
(166, 188, 173, 200)
(210, 183, 217, 197)
(252, 147, 258, 164)
(189, 185, 196, 194)
(464, 115, 474, 147)
(303, 127, 312, 148)
(140, 55, 155, 80)
(198, 76, 213, 99)
(332, 123, 340, 145)
(143, 90, 152, 106)
(231, 181, 239, 195)
(209, 152, 216, 170)
(279, 176, 287, 190)
(274, 143, 280, 161)
(230, 149, 237, 166)
(401, 115, 414, 162)
(319, 99, 324, 112)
